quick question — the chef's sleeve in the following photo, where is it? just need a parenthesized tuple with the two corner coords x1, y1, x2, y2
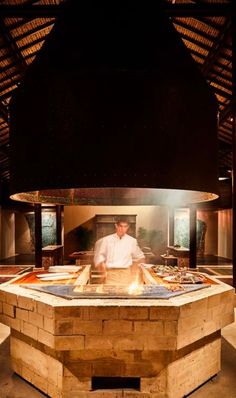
(94, 238, 107, 267)
(132, 239, 145, 261)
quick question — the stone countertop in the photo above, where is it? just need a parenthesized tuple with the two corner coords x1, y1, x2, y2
(0, 274, 234, 309)
(0, 274, 234, 398)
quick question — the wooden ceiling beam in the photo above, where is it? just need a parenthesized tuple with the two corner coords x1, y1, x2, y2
(174, 19, 215, 40)
(201, 17, 232, 77)
(179, 32, 212, 52)
(219, 98, 236, 125)
(173, 19, 232, 54)
(219, 135, 232, 144)
(212, 62, 232, 76)
(0, 51, 37, 74)
(11, 20, 54, 42)
(0, 102, 8, 123)
(0, 135, 9, 143)
(0, 19, 27, 74)
(0, 70, 20, 85)
(210, 85, 231, 100)
(0, 35, 47, 77)
(0, 120, 7, 128)
(0, 3, 232, 18)
(0, 87, 17, 102)
(219, 124, 233, 135)
(2, 0, 47, 30)
(194, 16, 228, 31)
(219, 130, 232, 141)
(0, 78, 20, 95)
(0, 20, 54, 52)
(208, 75, 232, 93)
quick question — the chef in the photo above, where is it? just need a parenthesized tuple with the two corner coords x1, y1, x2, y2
(93, 216, 145, 284)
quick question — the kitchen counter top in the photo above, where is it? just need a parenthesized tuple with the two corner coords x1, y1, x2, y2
(0, 271, 234, 398)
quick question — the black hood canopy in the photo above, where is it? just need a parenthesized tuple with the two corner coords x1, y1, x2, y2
(9, 0, 219, 205)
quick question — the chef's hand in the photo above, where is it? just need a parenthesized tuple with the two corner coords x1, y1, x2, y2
(97, 262, 107, 278)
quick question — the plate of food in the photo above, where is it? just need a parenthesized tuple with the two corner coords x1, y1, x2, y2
(153, 265, 178, 276)
(163, 273, 204, 284)
(36, 272, 71, 279)
(36, 274, 75, 281)
(156, 272, 171, 277)
(48, 266, 82, 273)
(141, 263, 154, 269)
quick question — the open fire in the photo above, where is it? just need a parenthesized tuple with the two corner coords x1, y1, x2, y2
(127, 281, 143, 296)
(16, 266, 210, 300)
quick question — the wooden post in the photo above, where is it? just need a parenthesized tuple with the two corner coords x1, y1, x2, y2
(168, 206, 175, 246)
(232, 0, 236, 288)
(189, 205, 197, 268)
(34, 203, 42, 268)
(56, 205, 63, 245)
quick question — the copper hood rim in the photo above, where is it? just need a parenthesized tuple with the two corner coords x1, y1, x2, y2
(10, 187, 219, 206)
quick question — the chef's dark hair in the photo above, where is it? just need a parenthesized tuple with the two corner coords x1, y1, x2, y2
(114, 216, 130, 225)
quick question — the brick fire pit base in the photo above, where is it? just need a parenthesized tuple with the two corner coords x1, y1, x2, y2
(0, 278, 234, 398)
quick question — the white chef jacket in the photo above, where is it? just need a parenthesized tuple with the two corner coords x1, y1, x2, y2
(94, 233, 144, 269)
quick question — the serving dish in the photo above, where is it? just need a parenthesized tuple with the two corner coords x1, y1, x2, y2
(37, 272, 70, 279)
(141, 263, 154, 269)
(48, 265, 82, 273)
(36, 274, 75, 281)
(163, 274, 204, 284)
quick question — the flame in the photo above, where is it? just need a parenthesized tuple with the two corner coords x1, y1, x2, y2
(127, 281, 143, 295)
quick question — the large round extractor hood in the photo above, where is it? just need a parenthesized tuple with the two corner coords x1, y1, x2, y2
(9, 0, 219, 206)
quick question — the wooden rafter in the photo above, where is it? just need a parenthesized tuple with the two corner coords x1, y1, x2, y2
(219, 98, 236, 125)
(0, 19, 27, 73)
(201, 17, 232, 77)
(0, 102, 8, 123)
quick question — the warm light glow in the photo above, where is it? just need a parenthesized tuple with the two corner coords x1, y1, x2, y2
(127, 281, 143, 295)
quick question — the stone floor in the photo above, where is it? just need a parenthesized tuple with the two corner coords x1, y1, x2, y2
(0, 310, 236, 398)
